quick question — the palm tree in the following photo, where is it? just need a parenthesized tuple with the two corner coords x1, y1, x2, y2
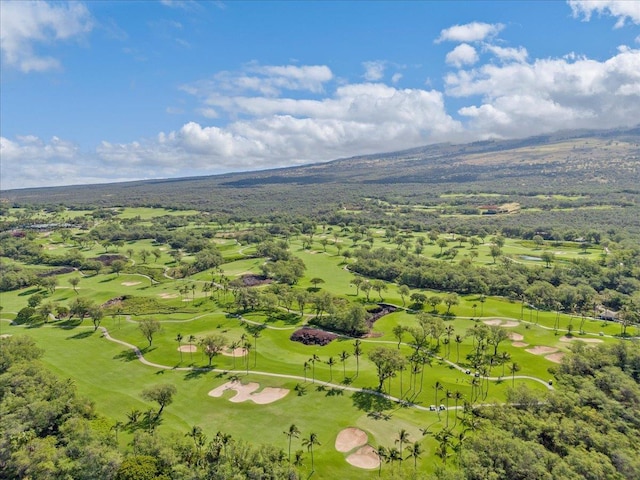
(326, 356, 336, 382)
(376, 445, 388, 477)
(452, 391, 464, 428)
(176, 333, 183, 362)
(434, 428, 453, 465)
(455, 334, 463, 363)
(303, 361, 310, 382)
(339, 350, 350, 379)
(386, 447, 402, 472)
(353, 339, 362, 378)
(433, 381, 444, 409)
(499, 351, 511, 377)
(310, 354, 320, 383)
(302, 432, 320, 471)
(251, 329, 261, 367)
(229, 340, 240, 369)
(510, 362, 520, 387)
(284, 424, 300, 463)
(405, 441, 423, 470)
(293, 449, 304, 467)
(395, 429, 411, 467)
(187, 334, 197, 363)
(111, 420, 124, 442)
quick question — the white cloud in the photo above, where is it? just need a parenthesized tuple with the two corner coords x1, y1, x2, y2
(445, 44, 479, 68)
(183, 64, 333, 98)
(391, 73, 403, 84)
(436, 22, 504, 43)
(363, 60, 386, 81)
(446, 46, 640, 138)
(483, 44, 528, 63)
(568, 0, 640, 27)
(0, 1, 93, 72)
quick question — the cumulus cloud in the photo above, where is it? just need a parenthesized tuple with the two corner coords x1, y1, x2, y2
(436, 22, 504, 43)
(363, 60, 386, 81)
(182, 64, 333, 98)
(483, 44, 528, 63)
(445, 44, 479, 68)
(568, 0, 640, 27)
(0, 1, 93, 72)
(446, 46, 640, 138)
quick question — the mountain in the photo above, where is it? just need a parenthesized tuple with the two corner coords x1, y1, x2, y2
(2, 126, 639, 217)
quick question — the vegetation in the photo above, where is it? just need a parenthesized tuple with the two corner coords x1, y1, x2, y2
(0, 129, 639, 478)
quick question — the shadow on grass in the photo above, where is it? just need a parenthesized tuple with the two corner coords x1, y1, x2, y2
(183, 368, 211, 381)
(67, 330, 94, 340)
(18, 288, 41, 297)
(57, 318, 83, 329)
(352, 389, 394, 412)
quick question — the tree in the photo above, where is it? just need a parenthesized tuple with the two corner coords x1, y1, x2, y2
(371, 279, 387, 301)
(309, 277, 325, 289)
(395, 429, 411, 467)
(437, 238, 448, 255)
(139, 319, 161, 347)
(284, 424, 300, 463)
(443, 293, 459, 315)
(398, 285, 410, 307)
(69, 276, 80, 294)
(541, 250, 555, 268)
(339, 350, 350, 378)
(88, 305, 104, 331)
(200, 334, 227, 366)
(489, 245, 502, 263)
(368, 346, 406, 392)
(376, 446, 388, 477)
(176, 333, 184, 362)
(510, 362, 520, 387)
(406, 441, 423, 470)
(139, 249, 150, 264)
(187, 334, 197, 362)
(351, 277, 364, 296)
(428, 295, 442, 313)
(111, 259, 126, 276)
(302, 432, 320, 471)
(353, 339, 362, 378)
(141, 383, 177, 416)
(410, 292, 427, 309)
(326, 356, 336, 382)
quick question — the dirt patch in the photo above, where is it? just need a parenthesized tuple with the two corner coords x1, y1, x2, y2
(546, 352, 565, 364)
(208, 380, 289, 405)
(102, 296, 125, 308)
(290, 327, 338, 346)
(335, 428, 368, 453)
(222, 347, 247, 357)
(178, 345, 197, 353)
(509, 333, 524, 341)
(526, 346, 558, 355)
(559, 336, 604, 343)
(122, 281, 141, 286)
(158, 293, 179, 299)
(346, 445, 380, 470)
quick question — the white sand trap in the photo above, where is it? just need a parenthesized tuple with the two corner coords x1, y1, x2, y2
(222, 347, 247, 357)
(178, 345, 197, 353)
(559, 336, 603, 343)
(158, 293, 179, 299)
(208, 380, 289, 405)
(512, 341, 529, 347)
(346, 445, 380, 470)
(502, 321, 519, 327)
(335, 428, 368, 453)
(483, 319, 503, 326)
(526, 346, 558, 355)
(509, 333, 524, 341)
(546, 352, 565, 364)
(122, 281, 141, 286)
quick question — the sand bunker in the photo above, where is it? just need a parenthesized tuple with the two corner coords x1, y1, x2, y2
(208, 380, 289, 405)
(122, 281, 141, 286)
(559, 336, 604, 343)
(483, 319, 502, 326)
(502, 321, 519, 327)
(509, 333, 524, 341)
(526, 346, 558, 355)
(546, 352, 565, 364)
(221, 347, 247, 357)
(512, 341, 529, 347)
(158, 293, 179, 299)
(335, 428, 368, 453)
(346, 445, 380, 469)
(178, 345, 197, 353)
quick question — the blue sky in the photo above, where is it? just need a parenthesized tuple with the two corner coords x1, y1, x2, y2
(1, 0, 639, 190)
